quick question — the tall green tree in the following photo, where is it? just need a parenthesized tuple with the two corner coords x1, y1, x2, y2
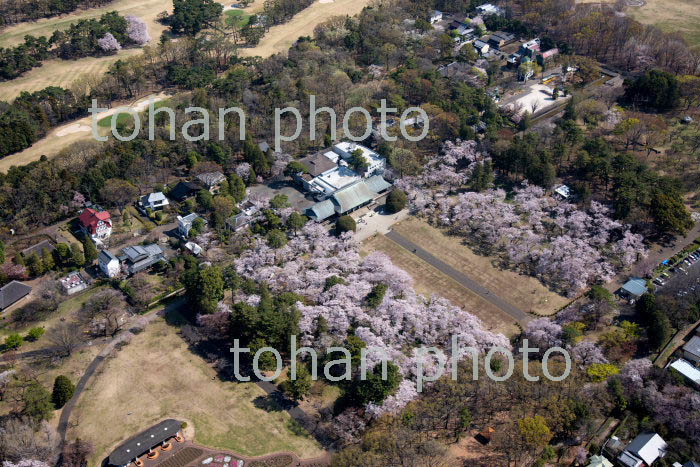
(82, 238, 98, 264)
(350, 362, 402, 405)
(184, 265, 225, 314)
(52, 375, 76, 409)
(169, 0, 223, 36)
(70, 243, 85, 267)
(284, 361, 312, 401)
(22, 381, 54, 421)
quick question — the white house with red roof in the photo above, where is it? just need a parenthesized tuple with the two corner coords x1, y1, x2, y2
(79, 208, 112, 243)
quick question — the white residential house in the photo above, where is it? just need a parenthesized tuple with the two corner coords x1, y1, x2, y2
(140, 192, 169, 211)
(332, 142, 385, 177)
(430, 10, 443, 24)
(476, 3, 504, 16)
(177, 213, 206, 238)
(618, 433, 668, 467)
(98, 250, 121, 278)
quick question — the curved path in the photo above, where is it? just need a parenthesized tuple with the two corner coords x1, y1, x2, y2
(56, 296, 329, 459)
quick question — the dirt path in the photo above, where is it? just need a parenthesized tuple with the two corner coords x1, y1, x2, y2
(56, 303, 173, 446)
(0, 92, 169, 173)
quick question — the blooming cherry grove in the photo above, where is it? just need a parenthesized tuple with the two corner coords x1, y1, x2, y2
(233, 222, 508, 416)
(397, 140, 646, 296)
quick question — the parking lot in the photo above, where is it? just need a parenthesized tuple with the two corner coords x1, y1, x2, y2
(653, 249, 700, 296)
(248, 180, 315, 213)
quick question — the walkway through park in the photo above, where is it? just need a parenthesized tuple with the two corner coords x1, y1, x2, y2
(386, 230, 532, 326)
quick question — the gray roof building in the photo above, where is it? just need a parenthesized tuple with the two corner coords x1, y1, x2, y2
(307, 199, 336, 222)
(306, 176, 392, 221)
(684, 335, 700, 356)
(21, 239, 56, 258)
(298, 152, 338, 177)
(0, 281, 32, 311)
(333, 179, 376, 213)
(619, 433, 667, 467)
(119, 244, 165, 275)
(107, 419, 183, 466)
(364, 175, 392, 194)
(620, 278, 648, 299)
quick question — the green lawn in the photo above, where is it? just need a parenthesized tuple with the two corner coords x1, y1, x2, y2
(97, 99, 172, 128)
(225, 9, 253, 28)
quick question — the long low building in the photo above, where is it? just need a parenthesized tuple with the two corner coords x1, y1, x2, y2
(0, 281, 32, 311)
(107, 419, 183, 466)
(306, 175, 392, 221)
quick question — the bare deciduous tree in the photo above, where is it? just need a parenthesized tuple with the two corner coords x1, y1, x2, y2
(47, 323, 85, 357)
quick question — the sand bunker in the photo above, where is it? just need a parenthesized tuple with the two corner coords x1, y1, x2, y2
(56, 123, 92, 137)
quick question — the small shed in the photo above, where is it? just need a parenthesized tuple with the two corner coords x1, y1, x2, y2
(554, 184, 571, 199)
(620, 278, 648, 301)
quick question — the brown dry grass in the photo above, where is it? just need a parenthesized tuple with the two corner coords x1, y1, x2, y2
(238, 0, 376, 58)
(362, 233, 520, 336)
(0, 51, 143, 102)
(69, 314, 324, 466)
(627, 0, 700, 47)
(0, 0, 172, 102)
(392, 218, 570, 316)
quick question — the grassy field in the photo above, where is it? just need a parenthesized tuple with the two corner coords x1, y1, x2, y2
(69, 313, 324, 465)
(0, 0, 171, 47)
(0, 285, 109, 352)
(627, 0, 700, 48)
(0, 50, 144, 102)
(238, 0, 376, 58)
(392, 218, 570, 316)
(362, 233, 521, 336)
(226, 9, 253, 28)
(0, 0, 170, 102)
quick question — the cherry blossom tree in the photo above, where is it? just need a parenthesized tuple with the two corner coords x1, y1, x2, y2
(126, 16, 151, 45)
(98, 33, 121, 52)
(571, 341, 608, 367)
(2, 461, 50, 467)
(524, 318, 562, 350)
(401, 159, 648, 296)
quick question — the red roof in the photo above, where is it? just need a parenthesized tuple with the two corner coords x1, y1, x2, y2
(79, 208, 111, 234)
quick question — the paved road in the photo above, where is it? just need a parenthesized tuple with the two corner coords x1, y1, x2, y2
(386, 230, 532, 326)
